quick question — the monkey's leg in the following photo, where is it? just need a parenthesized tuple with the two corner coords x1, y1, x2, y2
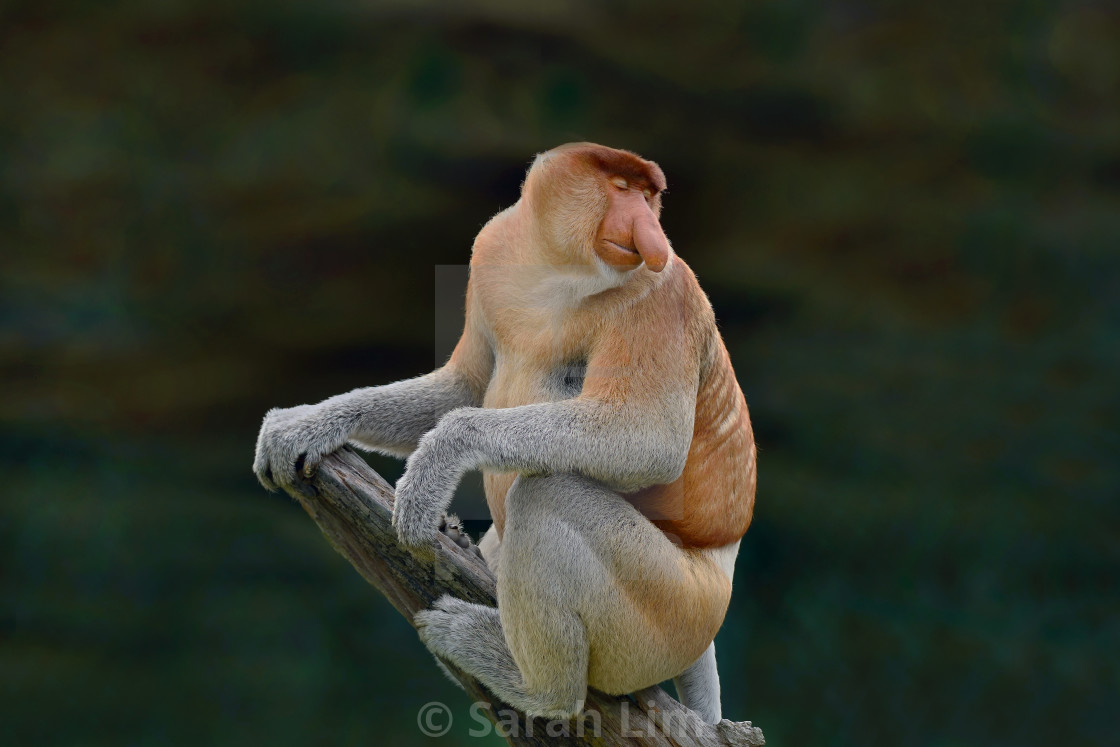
(420, 474, 726, 720)
(421, 513, 485, 693)
(477, 523, 501, 574)
(415, 595, 588, 719)
(673, 642, 722, 724)
(499, 474, 729, 704)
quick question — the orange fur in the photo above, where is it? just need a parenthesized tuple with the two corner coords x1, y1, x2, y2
(449, 143, 755, 549)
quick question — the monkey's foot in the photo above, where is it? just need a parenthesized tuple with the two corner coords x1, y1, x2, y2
(415, 595, 583, 720)
(438, 514, 482, 558)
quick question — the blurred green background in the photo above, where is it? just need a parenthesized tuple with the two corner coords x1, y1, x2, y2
(2, 1, 1117, 745)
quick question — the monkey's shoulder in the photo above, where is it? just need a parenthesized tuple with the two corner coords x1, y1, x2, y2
(640, 256, 717, 326)
(617, 257, 721, 360)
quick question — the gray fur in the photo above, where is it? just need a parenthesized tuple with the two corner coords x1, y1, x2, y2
(390, 396, 694, 548)
(416, 473, 726, 719)
(674, 642, 722, 724)
(416, 595, 588, 719)
(253, 367, 477, 493)
(253, 333, 730, 725)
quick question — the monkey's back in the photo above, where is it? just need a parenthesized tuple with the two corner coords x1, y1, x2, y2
(629, 331, 757, 549)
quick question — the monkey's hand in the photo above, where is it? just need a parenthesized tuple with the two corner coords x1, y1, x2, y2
(391, 411, 476, 550)
(253, 404, 351, 494)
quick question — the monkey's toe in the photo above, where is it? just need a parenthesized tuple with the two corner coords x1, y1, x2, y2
(414, 596, 494, 662)
(432, 594, 475, 614)
(414, 608, 458, 656)
(438, 514, 473, 549)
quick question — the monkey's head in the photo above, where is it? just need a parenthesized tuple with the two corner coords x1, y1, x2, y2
(523, 143, 671, 274)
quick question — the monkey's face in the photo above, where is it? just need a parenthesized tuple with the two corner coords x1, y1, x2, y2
(526, 143, 671, 275)
(594, 174, 670, 273)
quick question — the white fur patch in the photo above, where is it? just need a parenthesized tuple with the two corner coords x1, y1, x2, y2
(702, 539, 741, 584)
(535, 261, 627, 310)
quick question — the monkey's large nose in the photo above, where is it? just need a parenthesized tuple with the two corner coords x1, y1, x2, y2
(633, 213, 670, 272)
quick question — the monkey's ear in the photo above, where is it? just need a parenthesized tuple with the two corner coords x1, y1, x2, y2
(633, 208, 670, 272)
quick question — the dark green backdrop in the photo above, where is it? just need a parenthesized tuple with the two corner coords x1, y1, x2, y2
(2, 1, 1116, 745)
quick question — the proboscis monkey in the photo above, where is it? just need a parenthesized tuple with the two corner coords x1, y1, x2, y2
(253, 143, 756, 723)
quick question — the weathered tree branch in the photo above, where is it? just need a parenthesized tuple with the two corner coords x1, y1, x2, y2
(282, 447, 765, 746)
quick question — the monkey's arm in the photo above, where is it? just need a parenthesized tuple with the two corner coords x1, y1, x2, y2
(392, 319, 701, 546)
(254, 297, 492, 493)
(252, 368, 476, 494)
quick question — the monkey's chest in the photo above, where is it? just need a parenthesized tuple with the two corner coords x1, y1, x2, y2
(483, 355, 586, 409)
(481, 354, 586, 536)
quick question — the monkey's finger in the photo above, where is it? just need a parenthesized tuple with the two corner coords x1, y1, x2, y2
(301, 452, 322, 479)
(277, 461, 316, 498)
(255, 461, 279, 492)
(393, 505, 439, 551)
(292, 451, 320, 480)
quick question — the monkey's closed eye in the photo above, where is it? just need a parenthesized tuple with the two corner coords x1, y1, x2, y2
(610, 176, 628, 190)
